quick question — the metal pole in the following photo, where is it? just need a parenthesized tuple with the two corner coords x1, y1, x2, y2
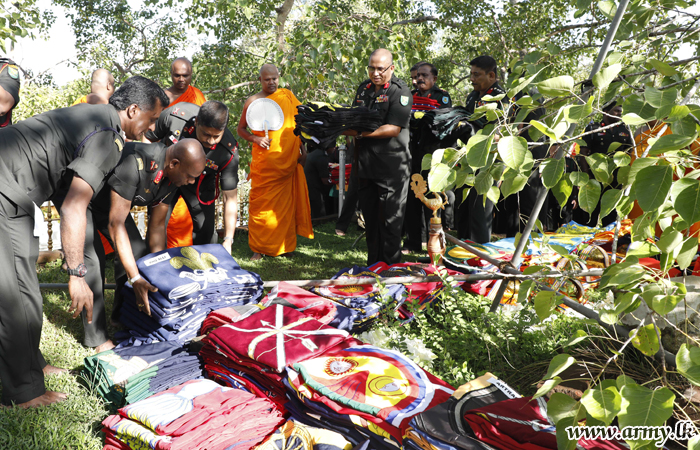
(489, 0, 632, 313)
(338, 145, 346, 218)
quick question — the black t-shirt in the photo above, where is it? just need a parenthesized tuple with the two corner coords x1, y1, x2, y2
(145, 102, 240, 196)
(353, 74, 412, 180)
(465, 82, 508, 130)
(582, 120, 633, 155)
(0, 104, 125, 204)
(98, 142, 178, 212)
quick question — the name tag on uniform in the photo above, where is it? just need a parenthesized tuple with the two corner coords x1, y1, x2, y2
(376, 95, 389, 103)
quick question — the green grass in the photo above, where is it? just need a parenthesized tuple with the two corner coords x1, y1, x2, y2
(0, 220, 569, 448)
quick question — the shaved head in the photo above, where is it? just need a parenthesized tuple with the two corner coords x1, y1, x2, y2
(171, 57, 192, 73)
(166, 138, 206, 187)
(369, 48, 393, 66)
(259, 64, 280, 95)
(169, 57, 193, 94)
(90, 68, 115, 96)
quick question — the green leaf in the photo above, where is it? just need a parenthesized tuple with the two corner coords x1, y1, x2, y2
(466, 134, 493, 169)
(421, 153, 433, 171)
(581, 385, 621, 426)
(621, 113, 649, 126)
(623, 94, 657, 122)
(500, 173, 528, 198)
(556, 417, 578, 450)
(648, 133, 698, 156)
(570, 172, 590, 187)
(507, 69, 542, 99)
(541, 158, 566, 189)
(487, 185, 500, 205)
(630, 323, 660, 357)
(497, 136, 529, 170)
(613, 151, 631, 167)
(544, 353, 576, 379)
(428, 163, 455, 193)
(600, 309, 619, 325)
(536, 75, 574, 97)
(518, 279, 534, 304)
(652, 295, 683, 316)
(618, 385, 675, 445)
(474, 170, 494, 195)
(672, 115, 699, 137)
(579, 179, 602, 214)
(533, 376, 562, 399)
(599, 188, 623, 219)
(534, 290, 558, 321)
(689, 435, 699, 450)
(645, 86, 678, 108)
(562, 329, 588, 347)
(676, 343, 700, 386)
(564, 97, 594, 124)
(647, 59, 678, 77)
(632, 165, 672, 212)
(627, 157, 656, 187)
(592, 63, 621, 89)
(547, 393, 584, 425)
(656, 229, 683, 253)
(552, 177, 573, 207)
(586, 153, 613, 185)
(597, 0, 616, 19)
(666, 105, 690, 122)
(481, 93, 506, 102)
(676, 238, 698, 270)
(616, 375, 637, 390)
(614, 292, 640, 315)
(674, 179, 700, 225)
(530, 120, 558, 140)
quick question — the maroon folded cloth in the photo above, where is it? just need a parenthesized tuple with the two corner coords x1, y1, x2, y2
(207, 304, 353, 373)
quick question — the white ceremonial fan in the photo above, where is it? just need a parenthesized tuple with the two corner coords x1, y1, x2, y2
(246, 98, 285, 139)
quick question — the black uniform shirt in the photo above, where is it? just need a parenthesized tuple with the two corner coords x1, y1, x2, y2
(412, 85, 452, 108)
(353, 74, 412, 179)
(145, 102, 239, 198)
(465, 82, 507, 130)
(107, 142, 177, 208)
(0, 104, 125, 204)
(582, 120, 633, 155)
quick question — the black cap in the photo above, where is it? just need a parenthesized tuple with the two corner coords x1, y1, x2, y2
(0, 58, 21, 108)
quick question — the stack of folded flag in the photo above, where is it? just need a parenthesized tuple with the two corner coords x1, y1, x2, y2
(82, 340, 203, 407)
(412, 95, 441, 111)
(200, 304, 356, 410)
(295, 102, 382, 147)
(256, 419, 358, 450)
(199, 304, 261, 336)
(102, 379, 284, 450)
(411, 107, 476, 153)
(309, 265, 408, 332)
(285, 344, 455, 449)
(117, 244, 264, 345)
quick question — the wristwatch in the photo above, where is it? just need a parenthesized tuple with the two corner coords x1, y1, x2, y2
(66, 263, 87, 278)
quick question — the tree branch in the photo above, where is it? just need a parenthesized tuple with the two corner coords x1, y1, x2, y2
(545, 21, 603, 39)
(391, 15, 461, 28)
(202, 80, 256, 94)
(275, 0, 295, 54)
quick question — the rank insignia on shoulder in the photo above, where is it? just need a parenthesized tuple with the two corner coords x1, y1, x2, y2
(154, 170, 163, 184)
(115, 139, 123, 152)
(172, 108, 180, 115)
(136, 157, 144, 171)
(150, 160, 158, 171)
(400, 95, 409, 106)
(144, 188, 150, 194)
(8, 65, 19, 79)
(442, 96, 450, 104)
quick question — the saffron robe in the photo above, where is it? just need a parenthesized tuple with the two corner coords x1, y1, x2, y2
(248, 88, 313, 256)
(166, 85, 207, 249)
(71, 94, 88, 106)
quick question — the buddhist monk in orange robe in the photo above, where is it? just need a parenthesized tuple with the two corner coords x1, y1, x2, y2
(163, 57, 207, 249)
(237, 64, 313, 260)
(71, 68, 114, 106)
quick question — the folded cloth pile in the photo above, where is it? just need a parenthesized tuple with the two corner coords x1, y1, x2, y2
(256, 419, 357, 450)
(286, 344, 455, 447)
(330, 163, 352, 184)
(309, 266, 408, 332)
(294, 102, 382, 147)
(411, 107, 476, 153)
(199, 304, 261, 336)
(82, 341, 203, 407)
(403, 372, 520, 450)
(200, 304, 357, 409)
(117, 244, 264, 345)
(262, 281, 358, 331)
(102, 379, 284, 450)
(412, 95, 441, 112)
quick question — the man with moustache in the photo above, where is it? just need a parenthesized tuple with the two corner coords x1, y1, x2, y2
(345, 48, 412, 265)
(0, 76, 168, 407)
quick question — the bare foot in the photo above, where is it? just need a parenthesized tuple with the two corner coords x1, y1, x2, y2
(250, 253, 263, 261)
(94, 340, 116, 354)
(42, 365, 68, 376)
(16, 391, 67, 408)
(335, 229, 346, 236)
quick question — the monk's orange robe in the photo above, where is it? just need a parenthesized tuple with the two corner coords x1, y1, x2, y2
(248, 88, 313, 256)
(71, 95, 88, 106)
(166, 85, 207, 249)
